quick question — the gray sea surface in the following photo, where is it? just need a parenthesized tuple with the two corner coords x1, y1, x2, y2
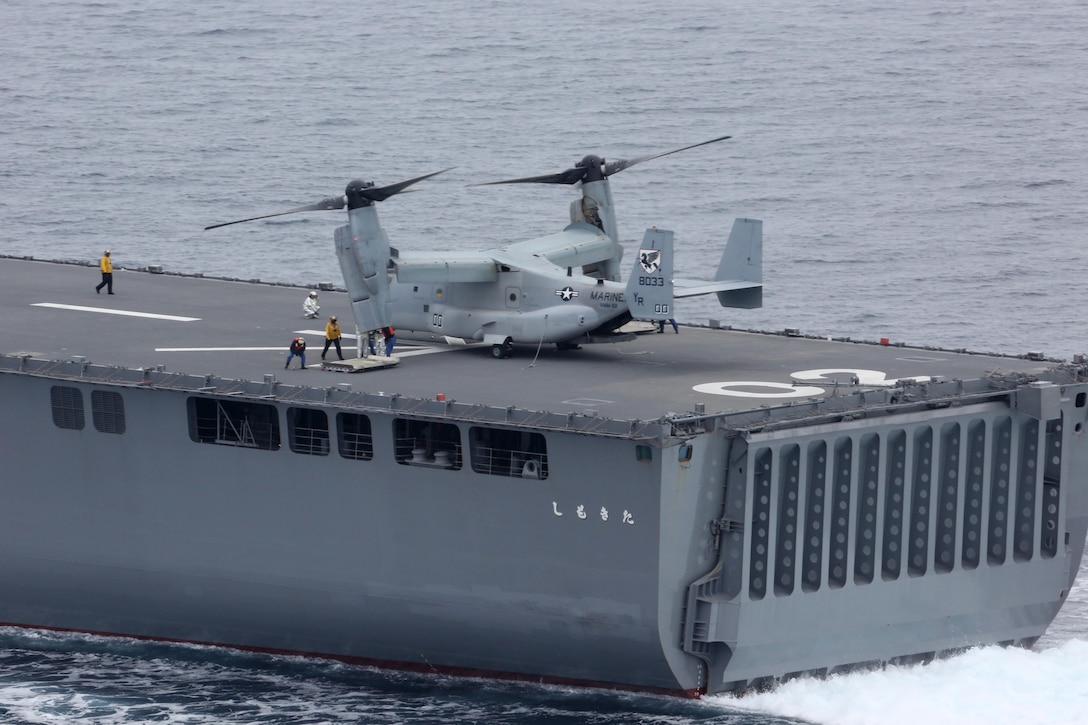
(2, 0, 1087, 722)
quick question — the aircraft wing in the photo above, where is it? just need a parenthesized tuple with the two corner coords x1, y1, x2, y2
(673, 278, 762, 298)
(393, 222, 615, 284)
(497, 223, 616, 269)
(394, 253, 500, 283)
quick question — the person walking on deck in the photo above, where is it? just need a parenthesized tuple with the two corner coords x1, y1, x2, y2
(95, 250, 114, 294)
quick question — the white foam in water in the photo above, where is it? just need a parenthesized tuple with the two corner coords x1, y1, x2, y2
(721, 640, 1088, 725)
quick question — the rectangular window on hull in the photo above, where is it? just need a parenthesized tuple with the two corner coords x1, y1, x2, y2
(394, 418, 461, 469)
(288, 407, 329, 456)
(91, 390, 126, 434)
(469, 426, 548, 479)
(187, 397, 280, 450)
(50, 386, 85, 430)
(337, 412, 373, 460)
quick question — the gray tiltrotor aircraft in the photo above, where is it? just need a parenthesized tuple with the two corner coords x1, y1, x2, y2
(206, 136, 762, 358)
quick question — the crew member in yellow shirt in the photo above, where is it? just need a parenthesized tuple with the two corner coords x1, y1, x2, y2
(322, 315, 345, 361)
(95, 249, 114, 294)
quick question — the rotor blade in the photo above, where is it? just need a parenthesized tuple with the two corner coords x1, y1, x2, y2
(204, 196, 346, 230)
(474, 134, 733, 187)
(603, 134, 732, 176)
(472, 166, 588, 187)
(361, 167, 454, 202)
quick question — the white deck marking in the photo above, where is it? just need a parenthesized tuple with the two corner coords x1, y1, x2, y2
(387, 346, 461, 358)
(297, 329, 351, 338)
(693, 381, 825, 398)
(34, 303, 200, 322)
(154, 344, 451, 357)
(792, 368, 933, 387)
(155, 347, 284, 352)
(292, 329, 468, 358)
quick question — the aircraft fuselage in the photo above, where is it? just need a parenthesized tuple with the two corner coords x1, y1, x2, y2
(390, 267, 629, 345)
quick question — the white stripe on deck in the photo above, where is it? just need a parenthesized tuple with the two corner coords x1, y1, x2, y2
(153, 345, 449, 356)
(292, 329, 467, 357)
(155, 347, 285, 352)
(33, 303, 201, 322)
(295, 329, 367, 340)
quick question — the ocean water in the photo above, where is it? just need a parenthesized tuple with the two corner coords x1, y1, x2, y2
(2, 0, 1087, 722)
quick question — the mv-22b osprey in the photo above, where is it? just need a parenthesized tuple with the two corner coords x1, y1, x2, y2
(206, 135, 762, 359)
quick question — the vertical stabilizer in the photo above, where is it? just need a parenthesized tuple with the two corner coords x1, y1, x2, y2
(624, 228, 675, 321)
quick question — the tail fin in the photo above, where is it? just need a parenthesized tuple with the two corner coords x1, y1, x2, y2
(714, 218, 762, 308)
(624, 228, 674, 321)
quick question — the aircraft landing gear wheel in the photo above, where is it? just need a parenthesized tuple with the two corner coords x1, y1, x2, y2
(491, 344, 511, 359)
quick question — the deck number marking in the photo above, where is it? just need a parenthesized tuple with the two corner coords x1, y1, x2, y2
(694, 381, 824, 399)
(792, 368, 933, 387)
(694, 368, 934, 399)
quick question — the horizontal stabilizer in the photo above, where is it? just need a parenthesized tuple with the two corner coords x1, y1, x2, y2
(673, 279, 762, 297)
(674, 218, 762, 309)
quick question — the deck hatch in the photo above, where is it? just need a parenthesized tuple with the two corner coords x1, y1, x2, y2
(49, 385, 84, 430)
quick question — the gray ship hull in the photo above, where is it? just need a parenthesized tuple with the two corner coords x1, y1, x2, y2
(1, 371, 685, 691)
(2, 258, 1086, 695)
